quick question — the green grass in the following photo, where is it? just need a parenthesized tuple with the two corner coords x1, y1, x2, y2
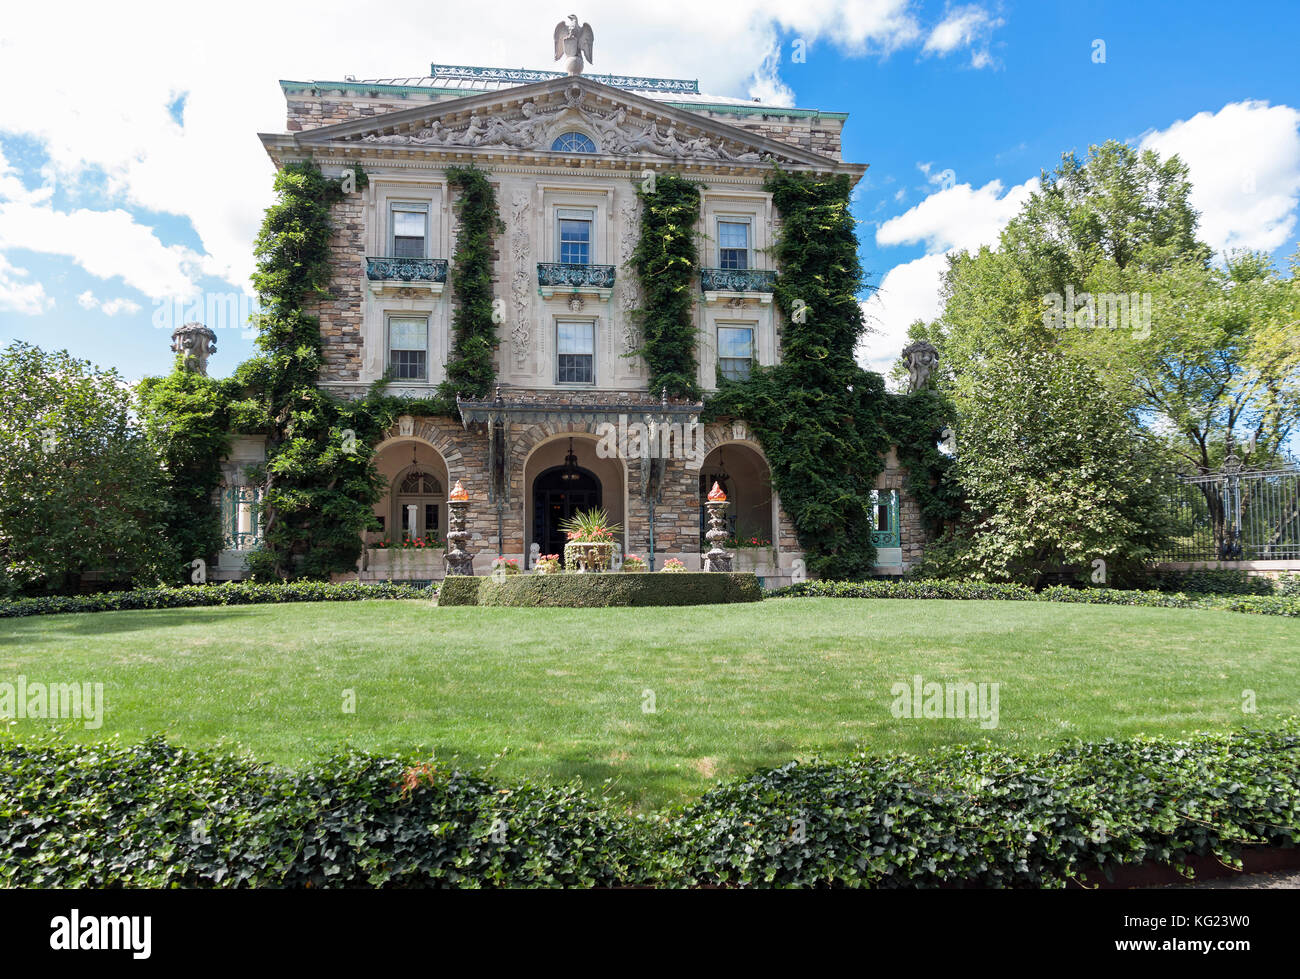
(3, 598, 1298, 809)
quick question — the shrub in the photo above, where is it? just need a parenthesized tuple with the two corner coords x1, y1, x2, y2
(0, 736, 643, 888)
(4, 727, 1297, 888)
(1140, 568, 1276, 595)
(663, 726, 1300, 888)
(439, 572, 761, 607)
(0, 580, 434, 618)
(772, 578, 1300, 616)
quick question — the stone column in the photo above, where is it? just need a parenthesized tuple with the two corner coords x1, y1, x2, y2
(445, 480, 475, 575)
(703, 481, 732, 572)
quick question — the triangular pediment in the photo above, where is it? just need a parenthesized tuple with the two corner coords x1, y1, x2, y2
(281, 75, 848, 171)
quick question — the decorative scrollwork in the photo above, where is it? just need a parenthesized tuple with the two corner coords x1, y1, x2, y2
(699, 268, 777, 293)
(537, 262, 616, 289)
(365, 257, 449, 282)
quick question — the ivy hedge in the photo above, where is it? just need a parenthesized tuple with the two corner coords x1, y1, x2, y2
(3, 727, 1297, 887)
(439, 166, 505, 401)
(0, 580, 433, 619)
(771, 577, 1300, 616)
(440, 571, 762, 607)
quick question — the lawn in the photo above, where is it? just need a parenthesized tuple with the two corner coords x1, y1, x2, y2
(2, 597, 1297, 809)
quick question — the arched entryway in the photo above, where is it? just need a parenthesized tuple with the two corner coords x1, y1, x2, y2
(370, 439, 451, 545)
(698, 442, 773, 546)
(532, 463, 602, 560)
(523, 434, 626, 565)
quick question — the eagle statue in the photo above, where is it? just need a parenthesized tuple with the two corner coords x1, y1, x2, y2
(554, 15, 594, 75)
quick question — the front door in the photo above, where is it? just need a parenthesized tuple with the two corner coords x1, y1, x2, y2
(533, 466, 602, 563)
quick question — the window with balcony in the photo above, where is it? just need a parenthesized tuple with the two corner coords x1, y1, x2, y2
(557, 320, 595, 384)
(557, 208, 594, 265)
(718, 325, 754, 381)
(390, 202, 429, 258)
(388, 315, 429, 381)
(718, 219, 751, 270)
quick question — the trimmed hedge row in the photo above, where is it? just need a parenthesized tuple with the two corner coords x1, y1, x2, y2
(771, 578, 1300, 616)
(665, 726, 1300, 888)
(0, 580, 435, 618)
(439, 572, 762, 607)
(2, 727, 1297, 887)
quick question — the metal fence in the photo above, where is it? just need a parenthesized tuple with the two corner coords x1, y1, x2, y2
(1159, 459, 1300, 561)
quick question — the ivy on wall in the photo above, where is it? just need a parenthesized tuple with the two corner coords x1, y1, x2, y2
(707, 168, 961, 579)
(136, 365, 234, 579)
(631, 173, 703, 400)
(439, 166, 504, 402)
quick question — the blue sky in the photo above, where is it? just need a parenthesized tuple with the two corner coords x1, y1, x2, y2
(1, 0, 1297, 385)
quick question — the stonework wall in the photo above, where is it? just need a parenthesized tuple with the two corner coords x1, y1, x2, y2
(312, 196, 366, 382)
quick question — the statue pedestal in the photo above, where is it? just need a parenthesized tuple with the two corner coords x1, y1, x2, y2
(445, 500, 474, 576)
(702, 500, 732, 572)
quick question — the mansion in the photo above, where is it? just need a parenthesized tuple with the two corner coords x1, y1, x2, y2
(214, 34, 928, 584)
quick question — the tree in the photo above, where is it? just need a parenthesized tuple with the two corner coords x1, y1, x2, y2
(0, 342, 173, 594)
(944, 352, 1173, 584)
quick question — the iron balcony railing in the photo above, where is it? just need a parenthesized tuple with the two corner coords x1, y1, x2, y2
(537, 262, 616, 289)
(365, 257, 449, 283)
(700, 268, 777, 293)
(1158, 462, 1300, 561)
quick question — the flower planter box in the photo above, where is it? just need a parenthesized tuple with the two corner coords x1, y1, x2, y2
(564, 541, 615, 572)
(728, 547, 779, 577)
(367, 548, 446, 579)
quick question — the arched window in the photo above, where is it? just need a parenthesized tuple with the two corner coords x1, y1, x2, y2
(395, 469, 445, 540)
(551, 131, 597, 153)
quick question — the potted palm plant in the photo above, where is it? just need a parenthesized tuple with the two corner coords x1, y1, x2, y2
(560, 509, 621, 572)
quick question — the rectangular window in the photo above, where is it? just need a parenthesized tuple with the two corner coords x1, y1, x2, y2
(388, 316, 429, 381)
(390, 203, 429, 258)
(718, 326, 754, 381)
(557, 321, 595, 384)
(557, 208, 593, 265)
(718, 220, 750, 270)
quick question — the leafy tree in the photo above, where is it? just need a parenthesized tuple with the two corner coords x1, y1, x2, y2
(941, 352, 1173, 584)
(0, 342, 173, 594)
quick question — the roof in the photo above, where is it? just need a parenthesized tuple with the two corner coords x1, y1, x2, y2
(282, 63, 848, 120)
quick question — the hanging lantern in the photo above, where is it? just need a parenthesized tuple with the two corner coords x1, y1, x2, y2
(561, 437, 581, 482)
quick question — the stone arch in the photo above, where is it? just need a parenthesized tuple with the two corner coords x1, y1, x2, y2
(520, 429, 629, 562)
(372, 435, 452, 544)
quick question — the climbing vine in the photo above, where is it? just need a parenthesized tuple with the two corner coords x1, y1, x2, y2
(136, 364, 235, 580)
(631, 173, 702, 399)
(439, 166, 504, 402)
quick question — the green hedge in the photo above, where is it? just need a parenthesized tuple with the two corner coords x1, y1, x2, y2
(1140, 568, 1278, 595)
(665, 726, 1300, 888)
(3, 727, 1297, 887)
(772, 578, 1300, 616)
(0, 580, 434, 618)
(439, 572, 762, 607)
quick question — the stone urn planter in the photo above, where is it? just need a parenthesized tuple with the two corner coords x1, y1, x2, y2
(564, 540, 615, 573)
(368, 547, 445, 579)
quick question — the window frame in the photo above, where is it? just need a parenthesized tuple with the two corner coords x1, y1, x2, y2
(555, 318, 597, 386)
(551, 131, 597, 153)
(389, 201, 430, 259)
(555, 207, 595, 265)
(717, 324, 755, 381)
(386, 312, 431, 383)
(716, 217, 752, 270)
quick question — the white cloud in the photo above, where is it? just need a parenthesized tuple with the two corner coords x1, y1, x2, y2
(76, 290, 143, 316)
(1140, 100, 1300, 255)
(923, 5, 1003, 67)
(0, 254, 52, 315)
(860, 176, 1037, 375)
(0, 0, 948, 308)
(876, 176, 1037, 253)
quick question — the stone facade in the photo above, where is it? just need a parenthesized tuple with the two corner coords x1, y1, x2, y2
(226, 55, 928, 584)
